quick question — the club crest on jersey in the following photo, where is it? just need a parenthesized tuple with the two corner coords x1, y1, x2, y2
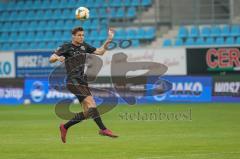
(81, 46, 86, 51)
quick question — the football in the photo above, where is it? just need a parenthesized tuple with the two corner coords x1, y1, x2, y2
(75, 7, 90, 20)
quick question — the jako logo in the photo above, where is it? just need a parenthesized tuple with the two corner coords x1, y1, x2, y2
(171, 82, 203, 96)
(30, 81, 45, 102)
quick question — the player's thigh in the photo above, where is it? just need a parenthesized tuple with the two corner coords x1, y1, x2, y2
(81, 96, 96, 109)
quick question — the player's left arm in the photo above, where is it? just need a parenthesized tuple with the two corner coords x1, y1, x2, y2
(94, 28, 114, 56)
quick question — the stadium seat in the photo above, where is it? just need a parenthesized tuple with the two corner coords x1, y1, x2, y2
(231, 25, 240, 36)
(195, 38, 205, 45)
(178, 26, 188, 38)
(126, 29, 136, 39)
(132, 39, 140, 47)
(93, 40, 101, 48)
(98, 30, 108, 40)
(211, 26, 221, 37)
(132, 0, 140, 6)
(201, 26, 211, 37)
(144, 27, 156, 39)
(136, 28, 145, 39)
(189, 26, 199, 38)
(221, 25, 230, 37)
(163, 39, 172, 47)
(236, 37, 240, 44)
(206, 37, 214, 45)
(116, 7, 125, 18)
(112, 0, 122, 7)
(127, 7, 136, 18)
(215, 37, 224, 45)
(141, 0, 152, 6)
(225, 37, 235, 45)
(174, 38, 183, 46)
(115, 29, 126, 40)
(185, 38, 194, 46)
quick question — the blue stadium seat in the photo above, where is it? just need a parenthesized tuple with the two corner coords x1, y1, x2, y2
(98, 8, 107, 18)
(46, 20, 55, 30)
(236, 37, 240, 44)
(178, 26, 188, 38)
(34, 10, 45, 20)
(63, 31, 70, 41)
(47, 41, 56, 49)
(26, 10, 36, 21)
(34, 31, 44, 42)
(201, 26, 211, 37)
(144, 27, 156, 39)
(64, 19, 74, 30)
(9, 32, 18, 42)
(189, 26, 199, 38)
(93, 0, 103, 8)
(15, 1, 24, 10)
(19, 42, 28, 50)
(211, 26, 221, 37)
(215, 37, 224, 45)
(2, 43, 11, 51)
(0, 32, 9, 42)
(206, 37, 214, 45)
(19, 21, 29, 31)
(221, 25, 230, 37)
(163, 39, 172, 47)
(185, 38, 194, 46)
(93, 40, 101, 48)
(44, 31, 54, 41)
(174, 38, 183, 46)
(53, 31, 62, 40)
(126, 29, 136, 39)
(109, 8, 116, 18)
(37, 21, 48, 31)
(82, 20, 91, 29)
(11, 42, 20, 50)
(90, 30, 98, 40)
(90, 8, 97, 18)
(141, 0, 152, 6)
(10, 22, 20, 32)
(112, 0, 122, 7)
(28, 21, 38, 31)
(122, 0, 131, 6)
(53, 9, 62, 20)
(231, 25, 240, 36)
(26, 31, 35, 41)
(44, 10, 53, 20)
(98, 30, 107, 40)
(225, 37, 235, 45)
(136, 28, 145, 39)
(18, 32, 27, 42)
(127, 7, 136, 18)
(195, 38, 205, 45)
(132, 39, 140, 47)
(63, 9, 72, 19)
(131, 0, 140, 6)
(9, 11, 18, 21)
(116, 7, 125, 18)
(91, 19, 99, 29)
(86, 0, 95, 8)
(29, 42, 37, 50)
(55, 20, 65, 30)
(38, 42, 47, 49)
(115, 29, 126, 40)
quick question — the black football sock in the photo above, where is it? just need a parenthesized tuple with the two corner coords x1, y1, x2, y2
(64, 112, 86, 129)
(88, 107, 107, 130)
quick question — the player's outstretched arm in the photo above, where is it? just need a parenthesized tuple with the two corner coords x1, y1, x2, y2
(49, 54, 65, 63)
(94, 28, 114, 56)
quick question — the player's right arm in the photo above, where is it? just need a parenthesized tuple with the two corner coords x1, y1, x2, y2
(49, 54, 65, 63)
(49, 45, 66, 63)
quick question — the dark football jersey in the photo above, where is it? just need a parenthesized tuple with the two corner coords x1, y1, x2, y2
(53, 42, 96, 80)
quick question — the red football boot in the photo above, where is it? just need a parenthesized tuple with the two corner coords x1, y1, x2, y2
(99, 129, 118, 138)
(59, 124, 68, 143)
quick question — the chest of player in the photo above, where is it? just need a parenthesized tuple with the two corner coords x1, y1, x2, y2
(66, 45, 87, 57)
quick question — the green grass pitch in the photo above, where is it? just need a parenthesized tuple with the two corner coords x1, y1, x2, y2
(0, 103, 240, 159)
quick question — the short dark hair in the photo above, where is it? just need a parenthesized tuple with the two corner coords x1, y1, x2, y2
(72, 27, 84, 35)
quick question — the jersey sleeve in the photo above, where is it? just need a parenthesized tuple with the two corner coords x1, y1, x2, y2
(85, 42, 97, 54)
(53, 43, 68, 56)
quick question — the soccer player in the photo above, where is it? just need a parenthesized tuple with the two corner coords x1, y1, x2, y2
(49, 27, 118, 143)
